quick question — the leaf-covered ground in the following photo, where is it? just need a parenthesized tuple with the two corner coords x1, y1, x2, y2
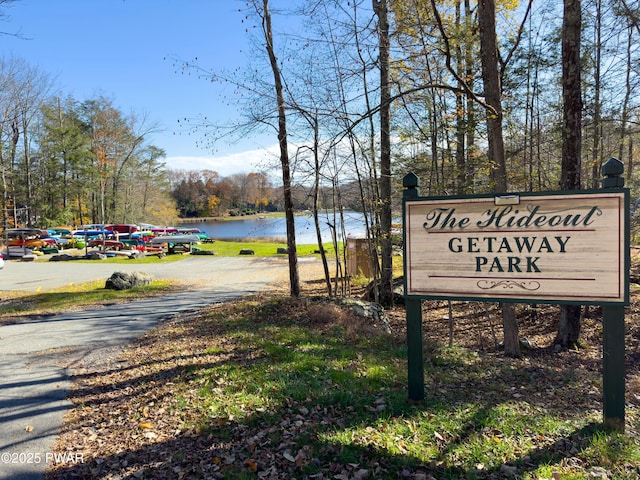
(44, 263, 640, 479)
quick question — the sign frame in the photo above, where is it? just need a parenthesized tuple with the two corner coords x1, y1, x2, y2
(403, 188, 630, 306)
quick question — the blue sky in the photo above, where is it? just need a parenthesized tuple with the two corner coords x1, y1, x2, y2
(3, 0, 280, 176)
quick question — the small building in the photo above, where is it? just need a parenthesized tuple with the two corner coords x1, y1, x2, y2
(346, 235, 374, 278)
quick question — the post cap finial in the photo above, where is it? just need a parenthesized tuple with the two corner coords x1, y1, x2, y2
(403, 172, 420, 188)
(601, 158, 624, 188)
(602, 157, 624, 177)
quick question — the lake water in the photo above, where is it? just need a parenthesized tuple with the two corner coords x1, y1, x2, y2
(179, 211, 369, 244)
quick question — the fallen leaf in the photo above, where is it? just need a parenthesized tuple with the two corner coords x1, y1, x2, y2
(244, 458, 258, 472)
(294, 447, 308, 466)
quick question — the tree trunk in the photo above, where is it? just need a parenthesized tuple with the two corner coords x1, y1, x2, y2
(261, 0, 300, 297)
(619, 23, 632, 164)
(556, 0, 583, 349)
(555, 304, 582, 348)
(478, 0, 507, 192)
(590, 0, 602, 190)
(478, 0, 519, 357)
(310, 113, 332, 296)
(454, 0, 466, 194)
(373, 0, 394, 306)
(560, 0, 582, 191)
(0, 121, 7, 235)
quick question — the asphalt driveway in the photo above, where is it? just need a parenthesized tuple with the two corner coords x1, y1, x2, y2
(0, 256, 294, 479)
(0, 255, 290, 292)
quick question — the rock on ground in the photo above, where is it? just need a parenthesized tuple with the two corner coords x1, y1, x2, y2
(105, 271, 154, 290)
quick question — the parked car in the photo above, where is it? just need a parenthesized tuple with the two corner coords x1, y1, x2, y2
(0, 252, 4, 269)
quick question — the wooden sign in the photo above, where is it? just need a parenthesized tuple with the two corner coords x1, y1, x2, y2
(404, 190, 629, 305)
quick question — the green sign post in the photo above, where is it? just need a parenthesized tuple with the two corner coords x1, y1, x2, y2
(402, 172, 424, 401)
(601, 158, 627, 430)
(402, 159, 629, 430)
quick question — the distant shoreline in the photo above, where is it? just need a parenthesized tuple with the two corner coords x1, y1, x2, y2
(176, 212, 286, 223)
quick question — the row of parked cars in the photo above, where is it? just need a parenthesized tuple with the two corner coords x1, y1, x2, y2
(3, 224, 210, 258)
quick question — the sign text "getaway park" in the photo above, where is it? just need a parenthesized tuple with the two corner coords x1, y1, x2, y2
(404, 191, 629, 305)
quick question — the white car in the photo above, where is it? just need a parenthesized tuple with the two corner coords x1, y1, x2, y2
(0, 253, 4, 269)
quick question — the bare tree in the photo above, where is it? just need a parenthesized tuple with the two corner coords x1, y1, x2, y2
(373, 0, 394, 305)
(0, 57, 19, 232)
(16, 62, 53, 224)
(0, 0, 26, 39)
(477, 0, 520, 357)
(555, 0, 583, 349)
(255, 0, 300, 297)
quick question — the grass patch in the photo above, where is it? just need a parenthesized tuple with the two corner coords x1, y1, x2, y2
(56, 240, 338, 262)
(0, 279, 179, 319)
(184, 309, 639, 478)
(72, 253, 186, 264)
(47, 296, 640, 480)
(193, 239, 337, 257)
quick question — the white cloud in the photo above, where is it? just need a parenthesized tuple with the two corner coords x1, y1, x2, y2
(163, 145, 281, 177)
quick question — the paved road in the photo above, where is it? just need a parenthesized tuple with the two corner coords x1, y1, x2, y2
(0, 256, 295, 479)
(0, 255, 291, 292)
